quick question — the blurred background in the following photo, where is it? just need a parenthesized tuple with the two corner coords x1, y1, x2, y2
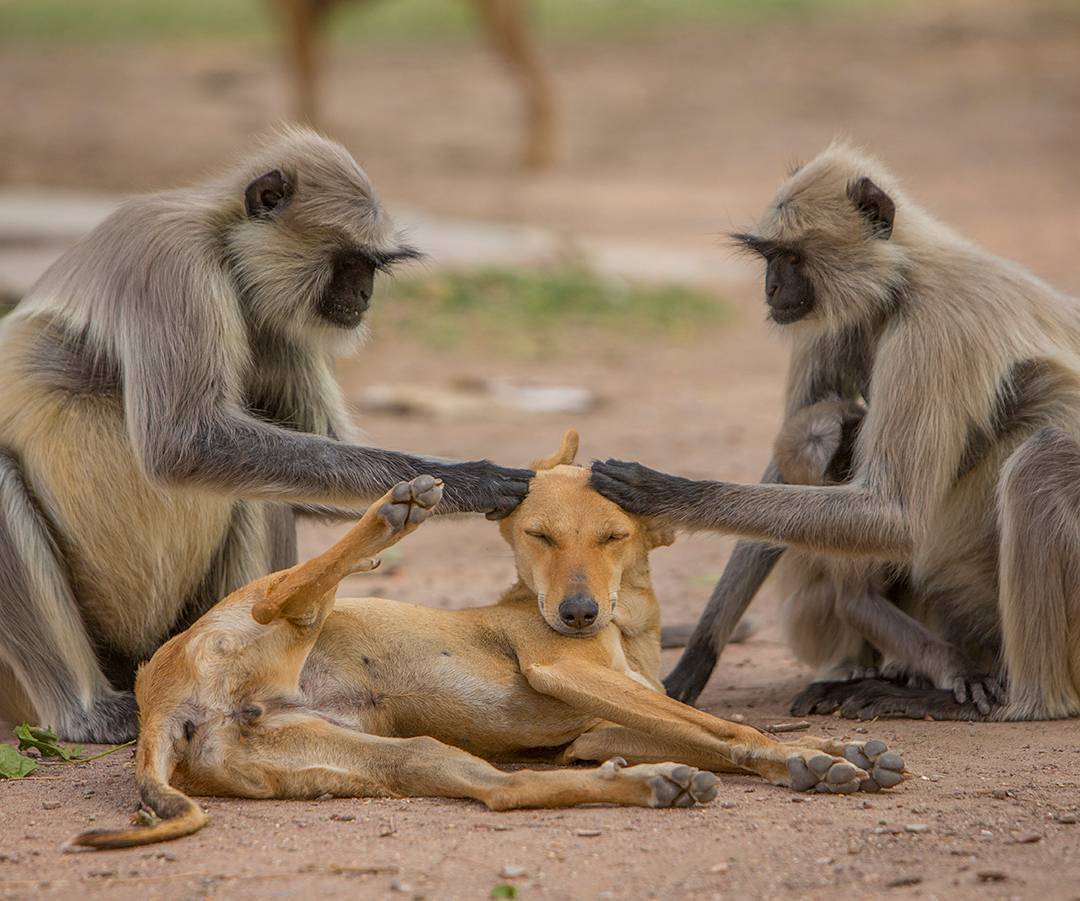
(2, 2, 1080, 895)
(2, 0, 1079, 662)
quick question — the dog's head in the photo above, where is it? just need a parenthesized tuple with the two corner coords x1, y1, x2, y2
(499, 430, 674, 637)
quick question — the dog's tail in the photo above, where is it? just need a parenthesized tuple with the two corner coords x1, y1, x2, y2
(70, 716, 207, 849)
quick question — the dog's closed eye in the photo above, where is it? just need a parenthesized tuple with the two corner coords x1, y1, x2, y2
(598, 532, 629, 545)
(525, 530, 557, 548)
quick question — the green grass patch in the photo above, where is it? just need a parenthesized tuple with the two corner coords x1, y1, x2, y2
(0, 0, 878, 47)
(371, 266, 729, 357)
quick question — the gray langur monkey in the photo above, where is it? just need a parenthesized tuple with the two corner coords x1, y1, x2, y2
(0, 128, 531, 742)
(594, 141, 1080, 722)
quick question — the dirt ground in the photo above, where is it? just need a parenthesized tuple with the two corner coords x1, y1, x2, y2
(2, 3, 1080, 899)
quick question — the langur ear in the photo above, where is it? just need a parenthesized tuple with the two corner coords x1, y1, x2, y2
(848, 177, 895, 240)
(531, 429, 580, 470)
(245, 169, 294, 218)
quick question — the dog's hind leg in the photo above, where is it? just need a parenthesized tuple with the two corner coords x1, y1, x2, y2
(251, 476, 443, 628)
(191, 714, 717, 811)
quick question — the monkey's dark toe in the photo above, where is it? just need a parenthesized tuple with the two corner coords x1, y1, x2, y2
(830, 678, 992, 721)
(789, 679, 871, 716)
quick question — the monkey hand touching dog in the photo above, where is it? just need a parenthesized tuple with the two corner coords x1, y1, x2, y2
(71, 431, 907, 850)
(597, 143, 1080, 722)
(0, 128, 530, 743)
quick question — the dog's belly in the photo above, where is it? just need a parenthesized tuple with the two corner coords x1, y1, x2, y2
(300, 597, 598, 759)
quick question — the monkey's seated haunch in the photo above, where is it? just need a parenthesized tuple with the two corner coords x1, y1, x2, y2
(71, 431, 905, 850)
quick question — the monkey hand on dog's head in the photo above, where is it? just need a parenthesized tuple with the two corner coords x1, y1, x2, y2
(589, 459, 695, 520)
(416, 458, 533, 519)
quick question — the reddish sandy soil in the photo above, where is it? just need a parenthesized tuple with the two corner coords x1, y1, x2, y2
(2, 3, 1080, 899)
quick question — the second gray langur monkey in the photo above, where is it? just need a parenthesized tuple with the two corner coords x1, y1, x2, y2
(595, 141, 1080, 722)
(0, 128, 531, 743)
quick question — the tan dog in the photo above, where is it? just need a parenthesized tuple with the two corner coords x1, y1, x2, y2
(73, 432, 904, 849)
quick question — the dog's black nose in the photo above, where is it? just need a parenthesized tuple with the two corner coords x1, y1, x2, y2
(558, 594, 599, 630)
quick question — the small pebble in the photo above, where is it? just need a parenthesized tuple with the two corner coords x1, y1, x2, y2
(574, 829, 602, 837)
(905, 823, 931, 834)
(500, 864, 528, 879)
(389, 879, 412, 893)
(709, 863, 729, 875)
(720, 801, 737, 810)
(816, 857, 833, 866)
(1054, 813, 1078, 824)
(992, 788, 1010, 800)
(41, 802, 61, 811)
(886, 875, 923, 888)
(1012, 833, 1041, 844)
(791, 796, 807, 803)
(329, 813, 355, 822)
(976, 870, 1008, 883)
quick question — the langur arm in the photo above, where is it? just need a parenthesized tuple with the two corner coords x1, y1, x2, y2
(143, 408, 530, 516)
(118, 262, 530, 517)
(591, 462, 910, 559)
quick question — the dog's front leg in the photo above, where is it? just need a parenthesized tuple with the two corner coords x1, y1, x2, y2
(521, 655, 905, 794)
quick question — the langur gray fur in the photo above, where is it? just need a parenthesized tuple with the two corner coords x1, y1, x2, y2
(0, 127, 530, 741)
(597, 141, 1080, 721)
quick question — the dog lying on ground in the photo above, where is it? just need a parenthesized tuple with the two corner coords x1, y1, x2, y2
(73, 432, 905, 849)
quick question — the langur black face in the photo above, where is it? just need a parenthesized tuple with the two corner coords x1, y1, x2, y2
(732, 235, 817, 324)
(314, 246, 421, 330)
(241, 167, 421, 332)
(733, 175, 897, 327)
(764, 249, 816, 324)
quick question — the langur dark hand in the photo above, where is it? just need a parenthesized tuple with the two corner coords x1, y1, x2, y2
(590, 459, 697, 517)
(430, 459, 533, 519)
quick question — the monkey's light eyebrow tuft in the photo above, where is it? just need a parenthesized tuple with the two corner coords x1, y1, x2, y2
(368, 245, 425, 273)
(730, 233, 784, 259)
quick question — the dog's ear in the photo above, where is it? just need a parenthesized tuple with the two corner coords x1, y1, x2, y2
(531, 429, 580, 470)
(645, 523, 675, 549)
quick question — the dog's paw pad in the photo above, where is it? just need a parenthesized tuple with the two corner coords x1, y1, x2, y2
(787, 751, 867, 794)
(643, 763, 716, 808)
(843, 740, 905, 790)
(379, 478, 444, 532)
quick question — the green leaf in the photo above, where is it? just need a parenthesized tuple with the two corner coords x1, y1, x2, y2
(491, 885, 518, 899)
(0, 744, 38, 779)
(15, 723, 82, 760)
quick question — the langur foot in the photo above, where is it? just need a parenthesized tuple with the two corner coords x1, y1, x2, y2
(790, 679, 872, 716)
(792, 678, 994, 721)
